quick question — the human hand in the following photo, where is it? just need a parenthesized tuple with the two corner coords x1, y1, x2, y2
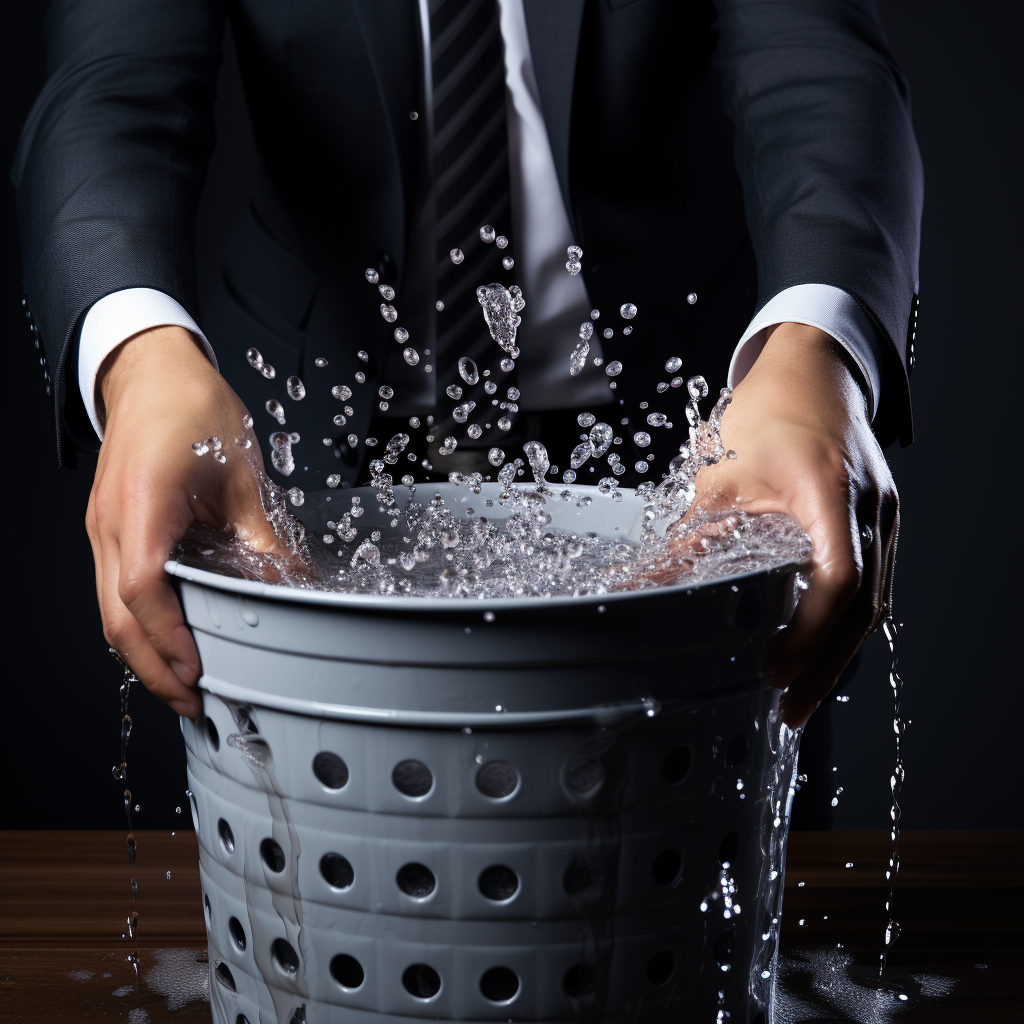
(678, 323, 898, 726)
(86, 325, 282, 718)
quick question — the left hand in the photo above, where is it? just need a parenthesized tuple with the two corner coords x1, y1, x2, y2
(675, 322, 899, 727)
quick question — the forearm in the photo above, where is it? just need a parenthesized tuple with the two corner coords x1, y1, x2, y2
(13, 0, 226, 460)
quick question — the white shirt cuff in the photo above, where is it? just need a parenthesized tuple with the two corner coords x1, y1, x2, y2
(78, 288, 217, 441)
(727, 283, 883, 420)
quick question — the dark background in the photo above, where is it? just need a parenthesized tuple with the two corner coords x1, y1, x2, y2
(2, 2, 1017, 832)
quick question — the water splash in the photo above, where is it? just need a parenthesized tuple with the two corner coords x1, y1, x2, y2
(880, 616, 905, 978)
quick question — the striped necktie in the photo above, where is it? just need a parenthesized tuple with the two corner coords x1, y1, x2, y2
(430, 0, 519, 454)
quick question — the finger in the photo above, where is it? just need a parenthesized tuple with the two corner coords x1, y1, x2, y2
(223, 462, 291, 555)
(762, 477, 864, 689)
(101, 531, 202, 719)
(778, 498, 888, 726)
(117, 495, 202, 688)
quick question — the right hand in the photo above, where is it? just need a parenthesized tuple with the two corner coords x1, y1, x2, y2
(86, 325, 282, 718)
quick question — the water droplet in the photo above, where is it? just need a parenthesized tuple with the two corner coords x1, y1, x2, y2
(665, 356, 682, 372)
(245, 347, 263, 370)
(500, 357, 515, 372)
(401, 474, 414, 486)
(394, 326, 409, 343)
(409, 110, 418, 120)
(647, 412, 667, 427)
(484, 381, 497, 394)
(213, 450, 226, 463)
(576, 411, 596, 428)
(502, 256, 514, 270)
(439, 436, 457, 455)
(435, 299, 445, 311)
(589, 422, 613, 457)
(495, 235, 508, 248)
(487, 448, 505, 466)
(265, 399, 286, 425)
(497, 416, 512, 431)
(458, 357, 479, 385)
(365, 268, 379, 283)
(332, 385, 352, 401)
(380, 303, 397, 322)
(567, 245, 582, 262)
(355, 371, 366, 383)
(605, 360, 622, 376)
(450, 248, 464, 264)
(467, 424, 483, 439)
(480, 225, 496, 243)
(403, 347, 419, 365)
(347, 433, 358, 446)
(686, 292, 697, 305)
(622, 325, 632, 335)
(687, 375, 709, 400)
(314, 357, 328, 368)
(191, 440, 209, 456)
(603, 327, 613, 339)
(634, 431, 651, 447)
(287, 486, 304, 507)
(286, 375, 305, 400)
(326, 474, 341, 487)
(453, 401, 476, 423)
(260, 362, 276, 379)
(620, 302, 637, 319)
(379, 385, 394, 400)
(446, 384, 463, 400)
(365, 437, 377, 446)
(566, 259, 581, 275)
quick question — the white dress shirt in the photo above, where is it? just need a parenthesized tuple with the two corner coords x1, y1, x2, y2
(78, 0, 881, 441)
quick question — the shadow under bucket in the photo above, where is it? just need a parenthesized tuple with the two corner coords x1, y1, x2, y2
(167, 482, 805, 1024)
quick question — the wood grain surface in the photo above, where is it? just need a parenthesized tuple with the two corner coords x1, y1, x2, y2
(0, 829, 1020, 1022)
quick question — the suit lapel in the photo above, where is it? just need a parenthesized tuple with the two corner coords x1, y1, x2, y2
(522, 0, 586, 238)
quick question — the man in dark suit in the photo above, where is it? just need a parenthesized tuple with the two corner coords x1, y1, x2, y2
(14, 0, 921, 724)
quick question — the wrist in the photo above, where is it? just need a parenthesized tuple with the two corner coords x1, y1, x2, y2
(743, 322, 868, 422)
(98, 325, 218, 429)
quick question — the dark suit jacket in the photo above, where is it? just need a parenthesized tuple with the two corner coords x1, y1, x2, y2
(13, 0, 922, 483)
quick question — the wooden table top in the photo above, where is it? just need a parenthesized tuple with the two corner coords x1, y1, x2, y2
(1, 829, 1020, 1022)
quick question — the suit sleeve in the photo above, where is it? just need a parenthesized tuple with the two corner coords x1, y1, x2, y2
(711, 0, 923, 446)
(12, 0, 226, 464)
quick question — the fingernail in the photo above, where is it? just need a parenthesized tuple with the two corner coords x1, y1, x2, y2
(171, 660, 197, 685)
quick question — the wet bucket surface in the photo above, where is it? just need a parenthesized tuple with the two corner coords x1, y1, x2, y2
(168, 483, 804, 1024)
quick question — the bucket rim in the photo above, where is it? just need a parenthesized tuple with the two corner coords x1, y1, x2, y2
(164, 556, 803, 612)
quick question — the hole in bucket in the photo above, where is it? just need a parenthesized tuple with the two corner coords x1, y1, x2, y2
(660, 745, 692, 785)
(725, 733, 748, 768)
(392, 759, 433, 798)
(260, 838, 286, 873)
(565, 756, 604, 795)
(645, 950, 675, 985)
(651, 848, 683, 887)
(402, 963, 441, 999)
(718, 831, 739, 867)
(313, 751, 350, 790)
(228, 916, 246, 952)
(714, 929, 735, 969)
(320, 852, 355, 890)
(272, 938, 300, 975)
(215, 962, 236, 991)
(330, 954, 365, 990)
(476, 761, 520, 799)
(218, 818, 234, 855)
(397, 863, 436, 898)
(236, 1016, 250, 1024)
(562, 964, 596, 998)
(205, 717, 220, 752)
(563, 855, 604, 899)
(480, 966, 520, 1002)
(478, 865, 519, 902)
(287, 1006, 306, 1024)
(189, 790, 200, 834)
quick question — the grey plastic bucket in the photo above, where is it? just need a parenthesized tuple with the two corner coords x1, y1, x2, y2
(167, 482, 803, 1024)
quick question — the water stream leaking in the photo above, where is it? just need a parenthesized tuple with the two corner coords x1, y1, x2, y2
(880, 617, 906, 978)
